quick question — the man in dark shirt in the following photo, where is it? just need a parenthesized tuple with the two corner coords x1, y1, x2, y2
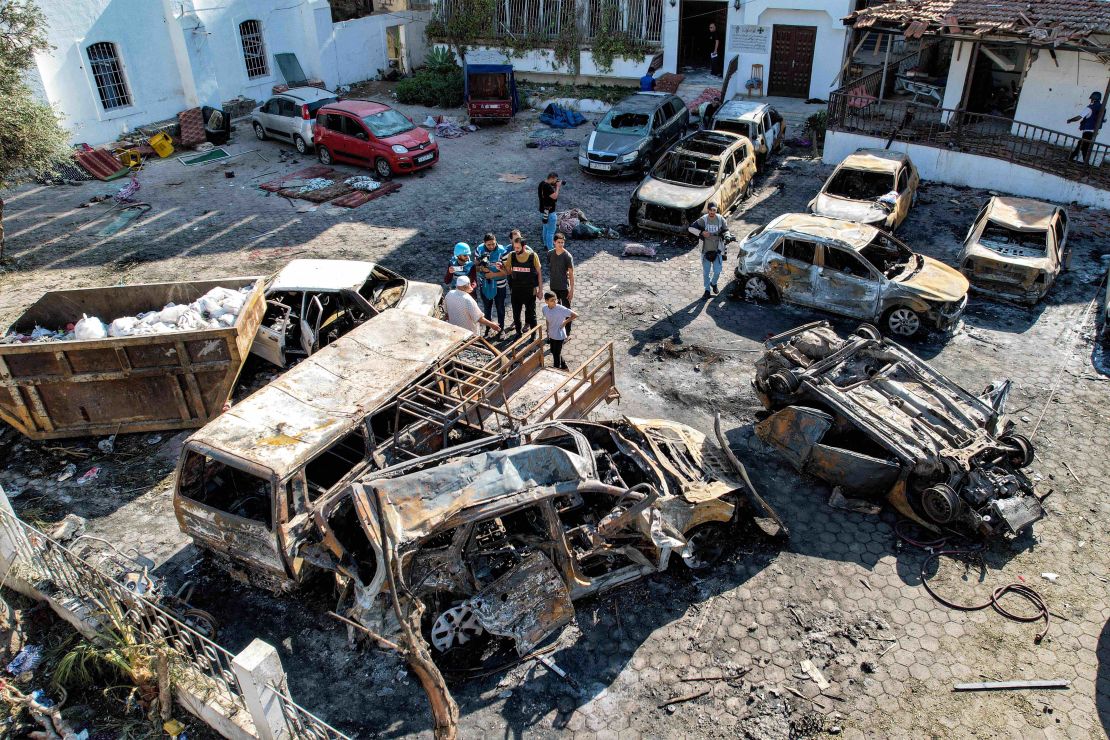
(547, 232, 575, 335)
(538, 172, 562, 252)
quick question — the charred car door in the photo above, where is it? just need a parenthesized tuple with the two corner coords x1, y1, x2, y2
(299, 295, 325, 356)
(766, 238, 819, 306)
(816, 245, 882, 320)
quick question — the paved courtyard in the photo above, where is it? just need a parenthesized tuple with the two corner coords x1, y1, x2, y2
(0, 100, 1107, 738)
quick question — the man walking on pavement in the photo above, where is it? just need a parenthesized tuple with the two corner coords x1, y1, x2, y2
(492, 236, 543, 335)
(475, 232, 508, 337)
(688, 202, 732, 299)
(547, 232, 575, 336)
(538, 172, 562, 252)
(1067, 91, 1103, 164)
(444, 242, 476, 289)
(542, 291, 577, 370)
(444, 276, 500, 336)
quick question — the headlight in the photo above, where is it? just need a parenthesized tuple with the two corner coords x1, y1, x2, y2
(428, 133, 436, 144)
(391, 144, 408, 154)
(578, 155, 588, 166)
(620, 151, 639, 163)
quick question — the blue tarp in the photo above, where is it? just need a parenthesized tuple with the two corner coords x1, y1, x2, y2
(539, 103, 586, 129)
(464, 64, 520, 113)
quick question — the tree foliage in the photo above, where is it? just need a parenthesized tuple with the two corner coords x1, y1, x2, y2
(0, 0, 70, 190)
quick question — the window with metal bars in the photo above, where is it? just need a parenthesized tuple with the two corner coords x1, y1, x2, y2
(239, 20, 269, 78)
(86, 42, 132, 110)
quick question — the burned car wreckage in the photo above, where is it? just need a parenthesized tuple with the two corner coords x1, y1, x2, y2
(329, 418, 781, 666)
(753, 322, 1046, 539)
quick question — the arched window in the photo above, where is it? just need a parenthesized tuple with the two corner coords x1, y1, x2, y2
(86, 42, 132, 110)
(239, 20, 269, 78)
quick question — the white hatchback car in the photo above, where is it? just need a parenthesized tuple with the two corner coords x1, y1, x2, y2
(251, 87, 338, 154)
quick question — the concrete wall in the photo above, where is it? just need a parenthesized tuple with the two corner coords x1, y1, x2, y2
(1014, 49, 1110, 146)
(824, 130, 1110, 209)
(33, 0, 191, 144)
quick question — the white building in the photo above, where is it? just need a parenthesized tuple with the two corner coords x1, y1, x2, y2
(29, 0, 431, 145)
(824, 0, 1110, 207)
(439, 0, 853, 101)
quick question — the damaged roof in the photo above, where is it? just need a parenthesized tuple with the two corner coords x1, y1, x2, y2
(363, 444, 594, 542)
(985, 196, 1058, 230)
(846, 0, 1110, 46)
(841, 149, 907, 173)
(766, 213, 879, 250)
(187, 312, 469, 478)
(716, 99, 769, 122)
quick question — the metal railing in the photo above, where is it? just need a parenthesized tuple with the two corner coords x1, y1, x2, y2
(0, 506, 349, 740)
(826, 95, 1110, 189)
(268, 683, 352, 740)
(528, 341, 618, 423)
(583, 0, 662, 44)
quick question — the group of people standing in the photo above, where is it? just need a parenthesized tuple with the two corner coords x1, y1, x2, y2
(442, 172, 578, 370)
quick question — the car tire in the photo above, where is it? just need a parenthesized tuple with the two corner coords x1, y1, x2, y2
(317, 146, 333, 165)
(853, 323, 882, 341)
(375, 157, 393, 179)
(680, 522, 730, 570)
(253, 123, 266, 141)
(421, 594, 491, 668)
(1000, 433, 1034, 468)
(741, 274, 780, 304)
(294, 135, 308, 154)
(883, 305, 922, 338)
(920, 483, 962, 525)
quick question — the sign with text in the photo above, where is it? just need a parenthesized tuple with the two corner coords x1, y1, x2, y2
(729, 25, 769, 53)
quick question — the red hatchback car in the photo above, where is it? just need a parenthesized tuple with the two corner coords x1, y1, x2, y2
(313, 100, 439, 178)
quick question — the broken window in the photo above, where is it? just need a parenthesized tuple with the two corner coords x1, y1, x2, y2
(980, 221, 1048, 254)
(776, 239, 816, 264)
(823, 247, 872, 278)
(1052, 211, 1066, 248)
(651, 152, 719, 187)
(326, 496, 379, 584)
(860, 234, 914, 278)
(465, 508, 551, 585)
(359, 267, 407, 311)
(825, 168, 894, 200)
(239, 20, 269, 79)
(597, 110, 650, 135)
(714, 120, 754, 139)
(178, 451, 273, 527)
(304, 428, 367, 500)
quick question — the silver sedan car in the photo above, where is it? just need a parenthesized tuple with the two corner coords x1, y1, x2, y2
(251, 87, 338, 154)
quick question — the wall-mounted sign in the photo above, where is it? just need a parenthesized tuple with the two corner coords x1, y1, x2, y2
(730, 25, 769, 54)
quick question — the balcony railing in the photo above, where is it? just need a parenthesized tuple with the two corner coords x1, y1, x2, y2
(827, 94, 1110, 189)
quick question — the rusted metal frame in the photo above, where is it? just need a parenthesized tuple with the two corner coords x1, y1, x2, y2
(266, 682, 352, 740)
(21, 384, 55, 434)
(0, 360, 233, 386)
(0, 354, 37, 433)
(528, 343, 614, 423)
(175, 340, 209, 420)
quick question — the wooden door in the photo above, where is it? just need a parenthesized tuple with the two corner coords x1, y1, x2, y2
(769, 25, 816, 98)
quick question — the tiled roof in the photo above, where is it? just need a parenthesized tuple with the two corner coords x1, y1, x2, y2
(847, 0, 1110, 44)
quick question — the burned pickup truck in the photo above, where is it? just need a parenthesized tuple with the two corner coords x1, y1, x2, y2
(319, 417, 779, 667)
(753, 322, 1045, 539)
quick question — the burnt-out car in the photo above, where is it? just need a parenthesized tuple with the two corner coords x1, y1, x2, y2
(324, 417, 781, 666)
(809, 149, 919, 232)
(252, 259, 440, 367)
(958, 196, 1070, 305)
(752, 322, 1046, 539)
(628, 130, 757, 233)
(734, 213, 968, 338)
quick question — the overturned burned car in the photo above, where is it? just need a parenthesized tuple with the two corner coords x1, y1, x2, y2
(324, 418, 780, 666)
(753, 322, 1046, 539)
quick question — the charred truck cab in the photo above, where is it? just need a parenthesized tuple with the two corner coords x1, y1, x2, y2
(752, 322, 1046, 539)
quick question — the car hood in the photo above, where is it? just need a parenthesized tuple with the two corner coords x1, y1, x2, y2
(395, 281, 441, 316)
(964, 240, 1055, 270)
(636, 178, 715, 210)
(898, 255, 969, 302)
(812, 193, 888, 224)
(382, 127, 431, 148)
(584, 130, 644, 155)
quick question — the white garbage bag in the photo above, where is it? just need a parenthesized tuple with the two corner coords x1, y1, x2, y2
(74, 315, 107, 340)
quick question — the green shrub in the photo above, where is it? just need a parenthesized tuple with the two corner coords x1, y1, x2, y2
(396, 67, 464, 108)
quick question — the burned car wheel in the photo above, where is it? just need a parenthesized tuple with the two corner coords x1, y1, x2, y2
(853, 323, 882, 341)
(1001, 433, 1034, 468)
(883, 306, 922, 338)
(681, 522, 730, 570)
(920, 483, 962, 524)
(767, 369, 800, 395)
(423, 597, 491, 668)
(742, 275, 779, 304)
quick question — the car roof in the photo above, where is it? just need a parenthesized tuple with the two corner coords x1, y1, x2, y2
(715, 99, 766, 122)
(840, 149, 908, 173)
(186, 312, 469, 478)
(364, 444, 594, 543)
(674, 129, 745, 157)
(615, 92, 675, 112)
(269, 259, 377, 293)
(766, 213, 879, 250)
(984, 196, 1058, 230)
(321, 99, 391, 115)
(278, 87, 338, 103)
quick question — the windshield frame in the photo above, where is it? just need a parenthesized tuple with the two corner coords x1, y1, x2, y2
(979, 220, 1050, 254)
(650, 151, 720, 188)
(362, 109, 415, 138)
(825, 167, 896, 202)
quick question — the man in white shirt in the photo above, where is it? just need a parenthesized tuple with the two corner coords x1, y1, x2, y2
(444, 276, 500, 335)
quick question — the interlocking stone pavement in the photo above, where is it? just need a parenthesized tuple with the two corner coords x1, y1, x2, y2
(0, 106, 1107, 738)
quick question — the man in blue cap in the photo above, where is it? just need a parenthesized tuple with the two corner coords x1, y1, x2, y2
(1068, 91, 1103, 164)
(444, 242, 476, 290)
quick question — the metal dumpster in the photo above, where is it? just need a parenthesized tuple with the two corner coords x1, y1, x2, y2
(0, 277, 265, 440)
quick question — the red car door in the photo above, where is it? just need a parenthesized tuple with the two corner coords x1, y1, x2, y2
(340, 116, 375, 168)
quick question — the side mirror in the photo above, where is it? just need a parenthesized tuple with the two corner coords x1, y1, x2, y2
(356, 132, 368, 140)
